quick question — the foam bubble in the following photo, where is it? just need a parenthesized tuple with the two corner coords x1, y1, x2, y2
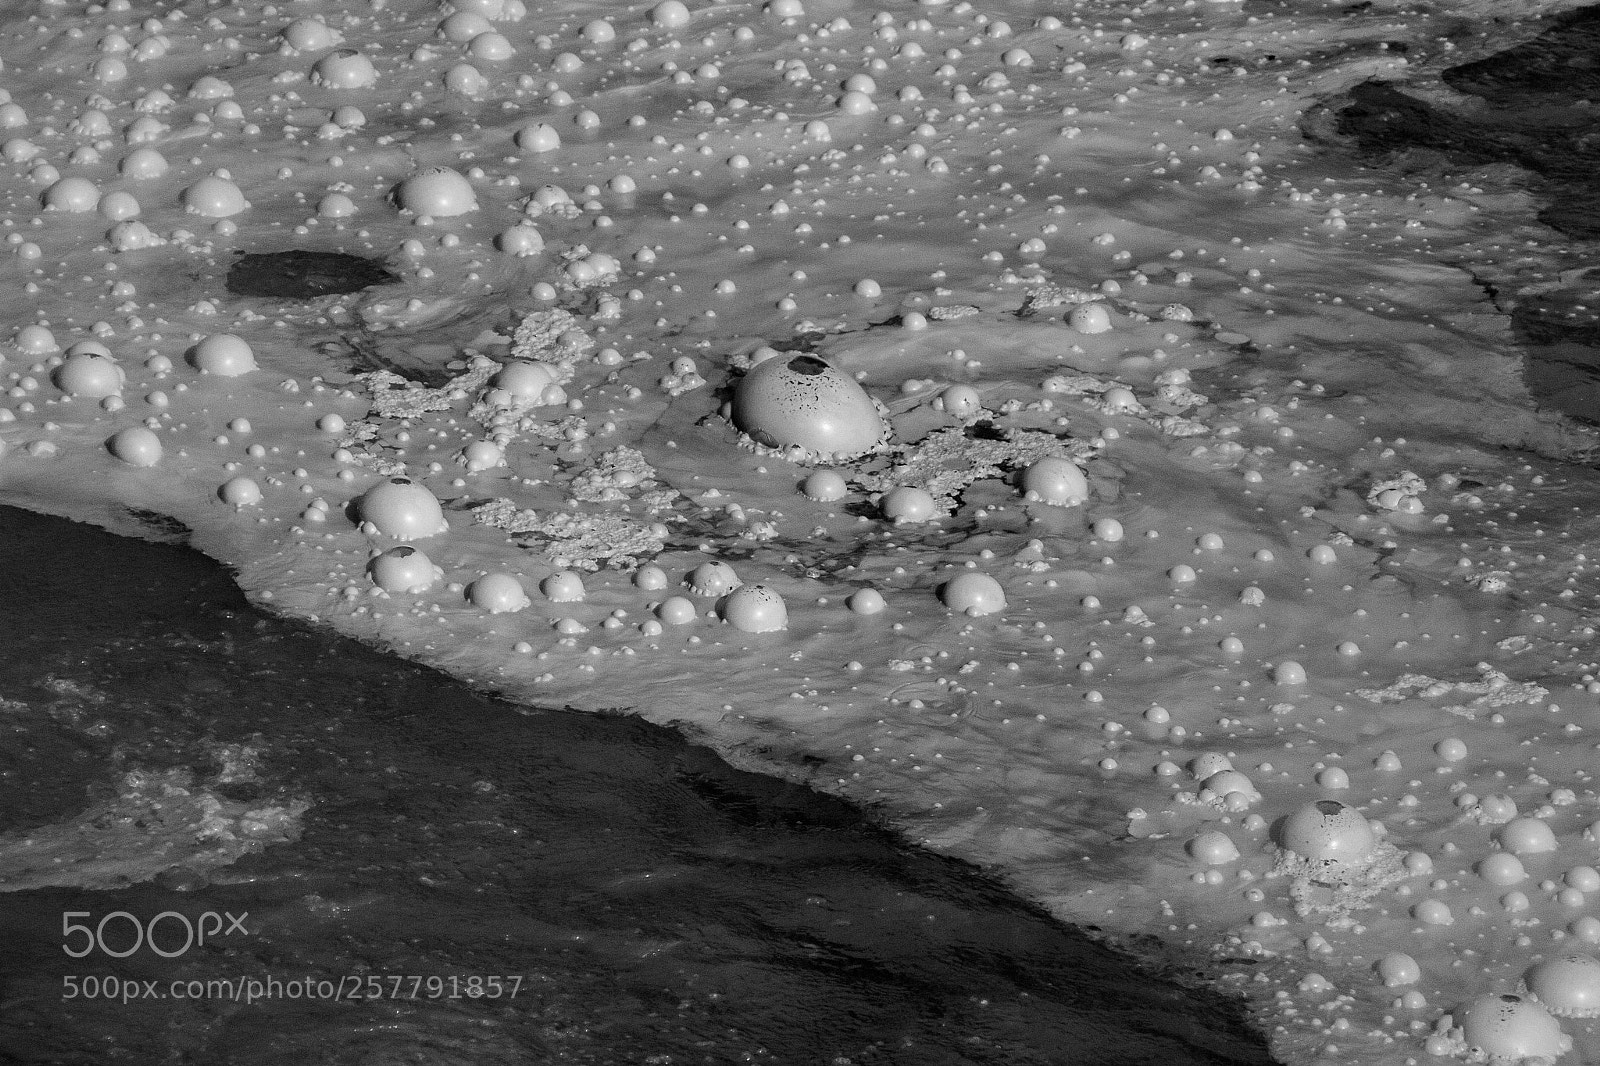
(181, 175, 249, 218)
(940, 573, 1006, 617)
(656, 595, 696, 624)
(1445, 993, 1571, 1065)
(105, 426, 161, 467)
(54, 351, 124, 397)
(1187, 830, 1240, 864)
(730, 354, 886, 460)
(311, 49, 378, 89)
(882, 486, 937, 524)
(186, 334, 257, 377)
(356, 477, 447, 539)
(802, 469, 848, 502)
(392, 167, 477, 217)
(540, 570, 585, 602)
(218, 477, 262, 508)
(1020, 457, 1089, 506)
(1277, 800, 1374, 863)
(1498, 817, 1559, 856)
(368, 545, 440, 593)
(719, 584, 788, 632)
(847, 588, 885, 615)
(686, 561, 740, 597)
(467, 572, 528, 613)
(1525, 955, 1600, 1018)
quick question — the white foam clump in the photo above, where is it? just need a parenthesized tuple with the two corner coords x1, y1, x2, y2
(0, 767, 309, 891)
(730, 353, 887, 461)
(356, 477, 448, 539)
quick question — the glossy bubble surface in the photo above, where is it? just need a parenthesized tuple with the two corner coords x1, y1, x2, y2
(368, 545, 439, 593)
(687, 561, 740, 597)
(311, 49, 378, 88)
(105, 426, 161, 467)
(1525, 954, 1600, 1018)
(1021, 457, 1089, 506)
(1499, 816, 1559, 856)
(467, 572, 529, 613)
(54, 352, 123, 397)
(940, 572, 1006, 616)
(730, 354, 885, 460)
(1277, 800, 1374, 863)
(392, 167, 477, 216)
(187, 334, 257, 377)
(1454, 993, 1570, 1064)
(357, 477, 447, 539)
(719, 584, 788, 632)
(541, 570, 586, 602)
(181, 175, 248, 217)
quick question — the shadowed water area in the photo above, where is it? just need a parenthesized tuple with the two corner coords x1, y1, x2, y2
(226, 250, 399, 300)
(0, 506, 1273, 1065)
(1313, 2, 1600, 426)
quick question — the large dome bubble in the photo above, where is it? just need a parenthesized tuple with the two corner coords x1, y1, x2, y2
(730, 354, 886, 460)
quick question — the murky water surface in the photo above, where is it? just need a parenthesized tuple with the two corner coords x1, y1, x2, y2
(0, 507, 1270, 1065)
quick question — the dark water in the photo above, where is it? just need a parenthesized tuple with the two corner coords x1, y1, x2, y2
(0, 506, 1273, 1065)
(1309, 3, 1600, 426)
(226, 250, 399, 300)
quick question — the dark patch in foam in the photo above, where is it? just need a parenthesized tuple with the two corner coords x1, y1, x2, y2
(121, 508, 192, 545)
(226, 250, 399, 300)
(327, 333, 457, 389)
(1314, 5, 1600, 239)
(1308, 3, 1600, 425)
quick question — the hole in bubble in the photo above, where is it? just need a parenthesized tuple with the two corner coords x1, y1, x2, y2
(1314, 800, 1345, 815)
(787, 355, 828, 376)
